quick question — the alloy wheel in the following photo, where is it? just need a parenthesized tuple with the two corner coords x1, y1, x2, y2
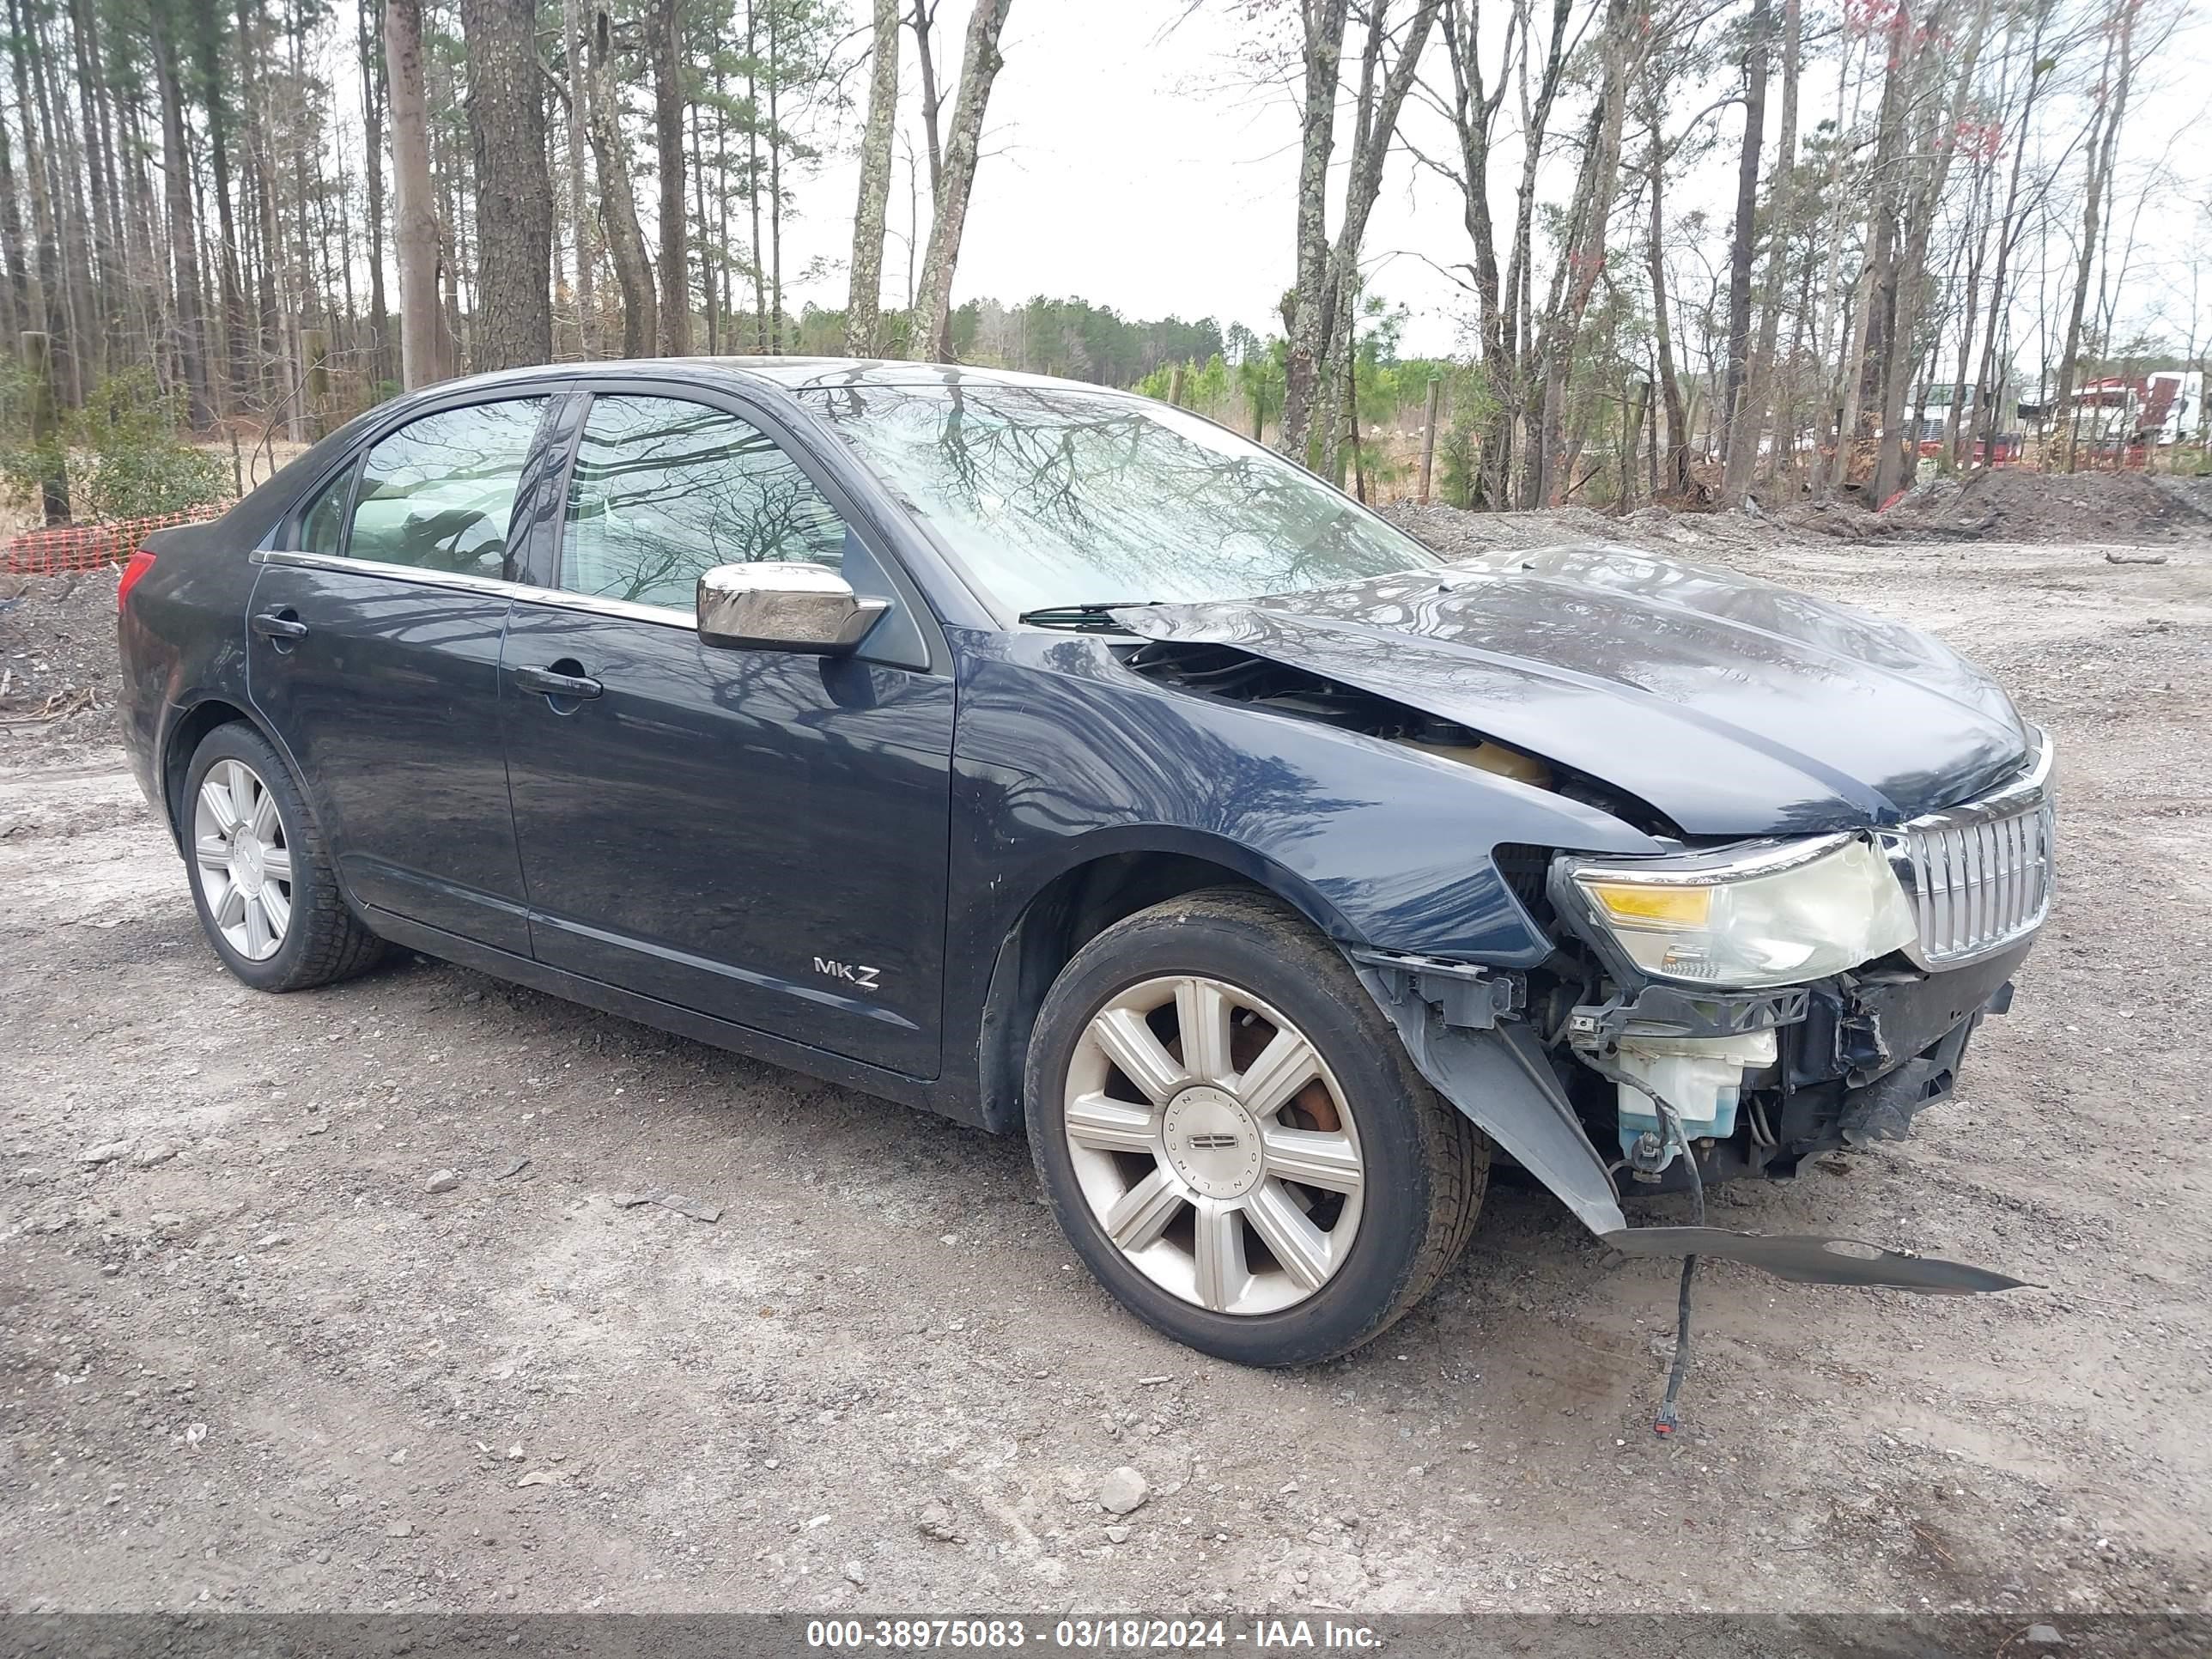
(1062, 975, 1365, 1316)
(191, 757, 294, 962)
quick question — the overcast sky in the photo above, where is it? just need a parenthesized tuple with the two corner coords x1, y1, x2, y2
(752, 0, 2211, 371)
(771, 1, 1482, 355)
(309, 2, 2210, 370)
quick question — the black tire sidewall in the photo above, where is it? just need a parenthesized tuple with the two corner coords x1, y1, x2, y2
(182, 725, 327, 992)
(1025, 897, 1446, 1367)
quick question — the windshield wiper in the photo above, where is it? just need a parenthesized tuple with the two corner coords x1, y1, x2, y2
(1017, 600, 1164, 631)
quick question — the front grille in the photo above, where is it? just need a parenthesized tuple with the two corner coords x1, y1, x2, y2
(1881, 737, 2057, 968)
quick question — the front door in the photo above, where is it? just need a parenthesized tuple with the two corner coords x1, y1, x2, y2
(499, 392, 955, 1077)
(246, 394, 553, 955)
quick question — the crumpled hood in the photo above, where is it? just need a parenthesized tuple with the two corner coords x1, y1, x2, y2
(1116, 544, 2030, 837)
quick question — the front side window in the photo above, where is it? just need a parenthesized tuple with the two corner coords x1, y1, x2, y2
(800, 381, 1437, 615)
(559, 395, 849, 611)
(346, 398, 546, 574)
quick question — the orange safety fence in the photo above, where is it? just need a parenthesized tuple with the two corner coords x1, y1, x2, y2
(3, 503, 230, 577)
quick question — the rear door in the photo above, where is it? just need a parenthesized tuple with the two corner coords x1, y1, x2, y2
(499, 388, 956, 1076)
(246, 392, 560, 955)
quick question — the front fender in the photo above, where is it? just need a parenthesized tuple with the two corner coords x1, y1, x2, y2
(945, 629, 1662, 975)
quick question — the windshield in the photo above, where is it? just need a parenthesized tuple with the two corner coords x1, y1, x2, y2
(798, 380, 1437, 616)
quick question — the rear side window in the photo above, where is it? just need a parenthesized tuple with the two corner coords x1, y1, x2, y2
(345, 398, 547, 574)
(298, 463, 355, 556)
(559, 394, 849, 610)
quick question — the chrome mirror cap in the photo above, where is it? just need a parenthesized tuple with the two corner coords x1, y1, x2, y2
(695, 561, 890, 654)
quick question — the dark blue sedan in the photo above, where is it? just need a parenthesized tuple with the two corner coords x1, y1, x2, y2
(117, 359, 2052, 1366)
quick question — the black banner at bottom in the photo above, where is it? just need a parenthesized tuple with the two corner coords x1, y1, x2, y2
(0, 1613, 2205, 1659)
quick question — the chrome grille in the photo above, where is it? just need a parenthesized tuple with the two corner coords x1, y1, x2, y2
(1880, 734, 2057, 969)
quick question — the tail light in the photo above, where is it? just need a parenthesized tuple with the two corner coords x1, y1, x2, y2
(117, 547, 156, 611)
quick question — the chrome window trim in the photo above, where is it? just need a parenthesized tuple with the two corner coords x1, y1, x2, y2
(251, 548, 695, 631)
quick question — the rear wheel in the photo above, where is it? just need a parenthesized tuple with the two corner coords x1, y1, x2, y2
(181, 723, 385, 992)
(1025, 888, 1486, 1366)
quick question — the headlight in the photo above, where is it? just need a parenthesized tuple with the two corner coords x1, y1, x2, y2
(1562, 835, 1918, 988)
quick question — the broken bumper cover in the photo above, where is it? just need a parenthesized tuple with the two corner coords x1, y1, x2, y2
(1350, 948, 2033, 1296)
(1601, 1227, 2031, 1293)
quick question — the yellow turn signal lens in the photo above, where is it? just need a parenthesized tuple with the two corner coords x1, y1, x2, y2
(1581, 880, 1713, 928)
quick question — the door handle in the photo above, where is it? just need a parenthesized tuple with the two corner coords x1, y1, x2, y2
(512, 664, 604, 701)
(251, 611, 308, 640)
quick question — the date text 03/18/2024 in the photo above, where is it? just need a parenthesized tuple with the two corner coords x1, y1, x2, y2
(803, 1616, 1381, 1650)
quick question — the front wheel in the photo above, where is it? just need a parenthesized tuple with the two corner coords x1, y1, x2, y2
(1024, 888, 1486, 1366)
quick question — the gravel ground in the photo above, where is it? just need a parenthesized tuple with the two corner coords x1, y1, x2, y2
(2, 519, 2209, 1626)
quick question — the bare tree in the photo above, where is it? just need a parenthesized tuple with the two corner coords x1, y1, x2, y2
(1279, 0, 1350, 459)
(653, 0, 690, 355)
(909, 0, 945, 198)
(1316, 0, 1443, 478)
(847, 0, 901, 356)
(564, 0, 595, 356)
(909, 0, 1014, 362)
(2051, 0, 2136, 471)
(386, 0, 441, 387)
(148, 4, 212, 426)
(1718, 0, 1773, 500)
(460, 0, 554, 371)
(585, 5, 656, 357)
(1525, 0, 1645, 505)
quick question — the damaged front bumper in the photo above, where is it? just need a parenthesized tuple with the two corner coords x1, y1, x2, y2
(1349, 944, 2033, 1295)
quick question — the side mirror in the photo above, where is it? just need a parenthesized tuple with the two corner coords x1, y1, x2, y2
(696, 561, 890, 655)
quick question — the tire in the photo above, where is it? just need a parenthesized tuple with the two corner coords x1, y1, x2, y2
(179, 721, 386, 993)
(1024, 887, 1486, 1366)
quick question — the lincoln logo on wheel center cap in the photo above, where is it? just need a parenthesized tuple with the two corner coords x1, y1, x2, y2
(1162, 1085, 1264, 1200)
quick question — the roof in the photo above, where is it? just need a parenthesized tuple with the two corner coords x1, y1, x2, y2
(412, 356, 1138, 399)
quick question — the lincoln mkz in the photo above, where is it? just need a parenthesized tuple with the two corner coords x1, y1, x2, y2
(118, 361, 2051, 1365)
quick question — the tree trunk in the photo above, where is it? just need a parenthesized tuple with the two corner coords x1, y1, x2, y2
(1527, 0, 1638, 507)
(1729, 0, 1797, 501)
(1719, 0, 1771, 498)
(1870, 0, 1996, 501)
(8, 0, 60, 393)
(1850, 0, 1916, 496)
(768, 0, 784, 350)
(1647, 152, 1690, 496)
(358, 0, 392, 386)
(1279, 0, 1349, 459)
(908, 0, 1013, 362)
(846, 0, 901, 356)
(0, 52, 24, 342)
(652, 0, 690, 355)
(1438, 0, 1506, 493)
(71, 0, 119, 384)
(693, 97, 714, 353)
(460, 0, 555, 372)
(30, 1, 92, 403)
(745, 7, 766, 349)
(586, 6, 656, 357)
(564, 0, 595, 355)
(2053, 4, 2130, 473)
(1315, 0, 1442, 458)
(386, 0, 441, 387)
(1974, 23, 2051, 465)
(910, 0, 944, 199)
(148, 6, 213, 428)
(1944, 155, 1993, 468)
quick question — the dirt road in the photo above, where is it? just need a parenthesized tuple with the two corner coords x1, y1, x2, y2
(3, 532, 2209, 1621)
